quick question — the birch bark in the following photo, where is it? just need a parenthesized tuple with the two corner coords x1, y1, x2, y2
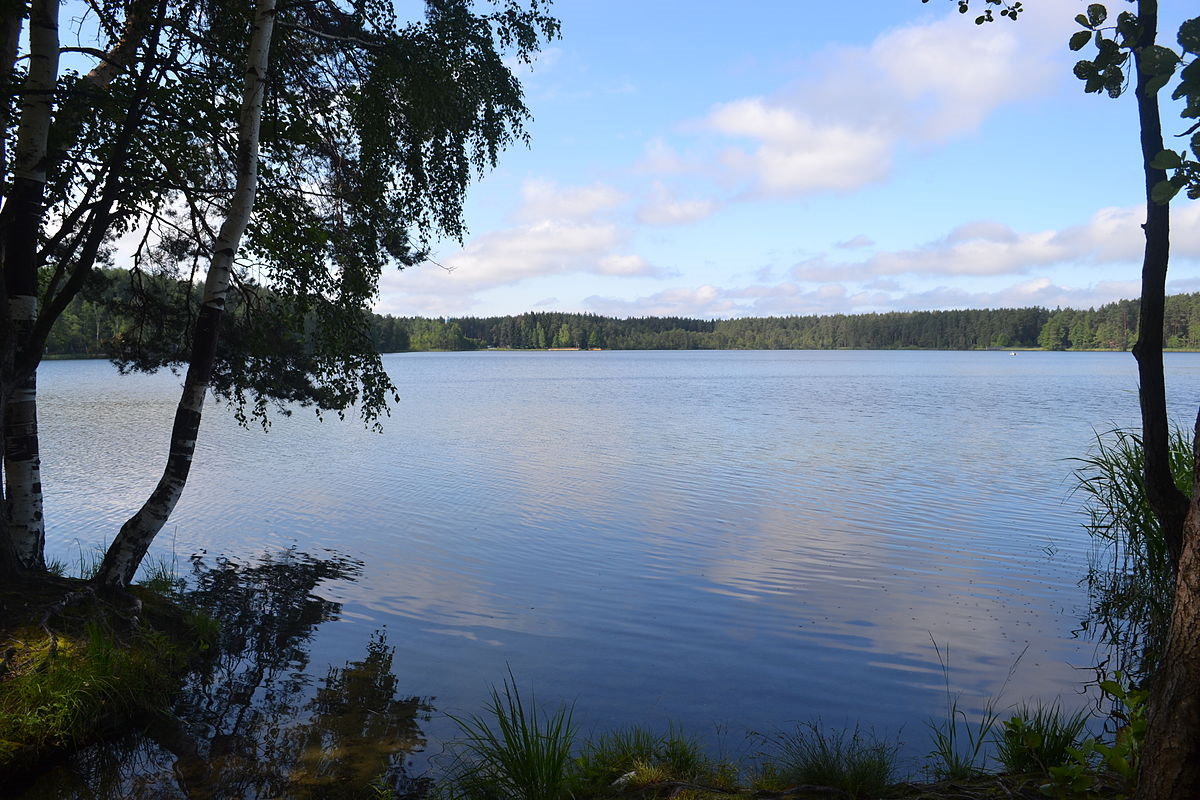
(1, 0, 59, 571)
(94, 0, 278, 588)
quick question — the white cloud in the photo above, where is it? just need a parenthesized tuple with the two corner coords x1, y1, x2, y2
(637, 138, 695, 174)
(686, 4, 1070, 199)
(636, 181, 718, 225)
(422, 220, 662, 290)
(597, 254, 654, 276)
(893, 278, 1144, 312)
(836, 235, 875, 250)
(584, 282, 853, 318)
(862, 13, 1046, 140)
(792, 202, 1200, 281)
(583, 274, 1149, 321)
(376, 209, 661, 315)
(516, 178, 626, 222)
(707, 99, 892, 196)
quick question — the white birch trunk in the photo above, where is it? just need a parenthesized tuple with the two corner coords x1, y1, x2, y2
(0, 8, 24, 192)
(95, 0, 277, 588)
(2, 0, 58, 571)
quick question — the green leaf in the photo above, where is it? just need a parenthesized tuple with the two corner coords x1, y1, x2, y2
(1149, 149, 1182, 170)
(1116, 11, 1141, 45)
(1103, 66, 1125, 98)
(1087, 4, 1108, 27)
(1179, 17, 1200, 55)
(1144, 72, 1171, 97)
(1070, 30, 1093, 51)
(1075, 13, 1092, 29)
(1151, 179, 1182, 204)
(1143, 44, 1181, 72)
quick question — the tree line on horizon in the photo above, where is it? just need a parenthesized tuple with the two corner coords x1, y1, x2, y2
(367, 292, 1200, 353)
(43, 279, 1200, 356)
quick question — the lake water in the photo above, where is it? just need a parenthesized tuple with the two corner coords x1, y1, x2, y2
(29, 350, 1200, 788)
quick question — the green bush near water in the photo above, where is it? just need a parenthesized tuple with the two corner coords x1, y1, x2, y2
(995, 702, 1091, 776)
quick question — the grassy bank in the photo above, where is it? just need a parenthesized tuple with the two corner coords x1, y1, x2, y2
(0, 573, 217, 783)
(422, 675, 1141, 800)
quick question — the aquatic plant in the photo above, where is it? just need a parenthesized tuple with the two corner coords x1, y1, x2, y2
(1072, 426, 1192, 682)
(444, 672, 576, 800)
(924, 638, 1016, 780)
(570, 723, 726, 792)
(761, 721, 899, 799)
(995, 701, 1091, 775)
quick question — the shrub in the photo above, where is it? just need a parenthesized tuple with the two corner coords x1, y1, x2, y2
(995, 701, 1091, 775)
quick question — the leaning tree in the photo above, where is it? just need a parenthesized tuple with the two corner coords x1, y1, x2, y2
(0, 0, 558, 584)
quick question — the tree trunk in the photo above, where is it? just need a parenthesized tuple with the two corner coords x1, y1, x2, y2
(1128, 0, 1189, 569)
(93, 0, 277, 588)
(0, 0, 58, 572)
(0, 5, 24, 188)
(1137, 415, 1200, 799)
(1133, 1, 1200, 796)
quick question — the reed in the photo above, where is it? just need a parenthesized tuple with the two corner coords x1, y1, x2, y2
(1072, 426, 1191, 681)
(444, 671, 576, 800)
(763, 721, 899, 799)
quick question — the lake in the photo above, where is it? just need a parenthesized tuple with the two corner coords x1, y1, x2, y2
(29, 349, 1200, 789)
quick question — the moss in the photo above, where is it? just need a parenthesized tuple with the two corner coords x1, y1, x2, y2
(0, 575, 217, 781)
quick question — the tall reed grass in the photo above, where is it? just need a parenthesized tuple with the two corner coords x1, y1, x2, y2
(443, 672, 575, 800)
(1072, 426, 1192, 682)
(762, 721, 899, 798)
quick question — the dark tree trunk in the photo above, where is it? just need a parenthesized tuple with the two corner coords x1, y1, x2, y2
(1134, 0, 1200, 796)
(1128, 0, 1189, 569)
(1138, 417, 1200, 799)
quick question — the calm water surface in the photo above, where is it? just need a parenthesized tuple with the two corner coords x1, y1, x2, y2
(32, 349, 1200, 782)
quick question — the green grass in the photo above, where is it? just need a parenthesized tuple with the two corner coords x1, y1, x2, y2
(924, 638, 1015, 781)
(760, 721, 899, 799)
(1072, 426, 1192, 682)
(0, 568, 218, 779)
(443, 672, 576, 800)
(995, 701, 1091, 776)
(0, 621, 191, 773)
(136, 553, 187, 596)
(572, 724, 722, 792)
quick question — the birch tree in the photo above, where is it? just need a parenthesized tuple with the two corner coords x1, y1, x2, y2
(92, 0, 277, 587)
(0, 0, 558, 582)
(1, 0, 59, 573)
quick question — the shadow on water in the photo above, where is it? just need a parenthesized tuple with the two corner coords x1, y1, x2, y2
(16, 549, 433, 799)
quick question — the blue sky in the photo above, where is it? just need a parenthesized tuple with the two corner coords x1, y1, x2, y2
(376, 0, 1200, 319)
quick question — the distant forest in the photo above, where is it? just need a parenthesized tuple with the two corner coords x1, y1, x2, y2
(369, 293, 1200, 353)
(41, 273, 1200, 356)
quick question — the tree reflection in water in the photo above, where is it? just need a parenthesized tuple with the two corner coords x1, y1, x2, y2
(17, 549, 432, 799)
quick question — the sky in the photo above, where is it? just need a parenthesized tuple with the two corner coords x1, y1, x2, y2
(374, 0, 1200, 320)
